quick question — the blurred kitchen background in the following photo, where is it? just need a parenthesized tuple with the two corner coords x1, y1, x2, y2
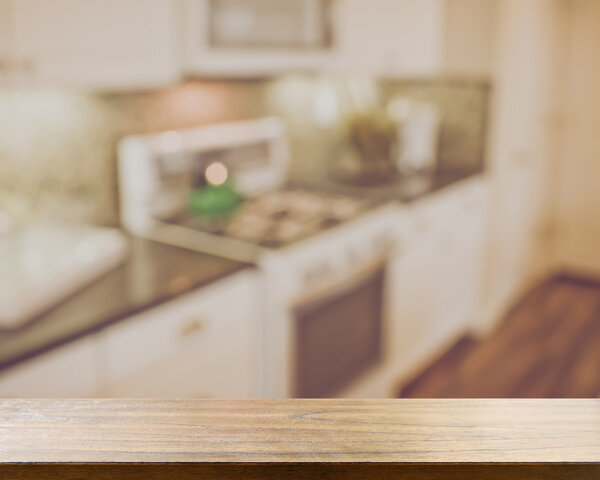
(0, 0, 598, 398)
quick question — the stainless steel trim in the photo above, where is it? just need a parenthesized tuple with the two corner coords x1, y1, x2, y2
(144, 221, 262, 264)
(291, 251, 390, 311)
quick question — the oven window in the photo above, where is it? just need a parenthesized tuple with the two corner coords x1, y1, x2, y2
(294, 266, 385, 398)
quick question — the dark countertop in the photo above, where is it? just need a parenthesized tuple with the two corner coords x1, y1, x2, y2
(290, 167, 485, 203)
(0, 237, 252, 373)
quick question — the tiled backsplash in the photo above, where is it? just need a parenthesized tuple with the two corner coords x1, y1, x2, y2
(0, 77, 489, 226)
(0, 81, 268, 225)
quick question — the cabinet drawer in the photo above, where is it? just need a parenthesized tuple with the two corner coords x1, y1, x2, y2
(409, 177, 487, 235)
(0, 337, 100, 398)
(106, 333, 254, 398)
(103, 271, 257, 395)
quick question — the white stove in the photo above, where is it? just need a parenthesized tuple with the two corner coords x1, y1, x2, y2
(118, 117, 399, 397)
(164, 187, 373, 249)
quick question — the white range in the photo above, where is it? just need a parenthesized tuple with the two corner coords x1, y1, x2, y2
(118, 117, 400, 397)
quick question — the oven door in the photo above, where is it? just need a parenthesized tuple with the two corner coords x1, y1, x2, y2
(292, 256, 387, 398)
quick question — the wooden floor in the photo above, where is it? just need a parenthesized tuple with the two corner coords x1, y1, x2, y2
(399, 275, 600, 398)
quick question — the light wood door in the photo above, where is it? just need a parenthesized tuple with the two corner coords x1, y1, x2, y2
(555, 0, 600, 275)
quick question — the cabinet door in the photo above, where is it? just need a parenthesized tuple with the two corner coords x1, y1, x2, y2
(434, 181, 490, 334)
(0, 0, 13, 83)
(388, 210, 444, 375)
(442, 0, 498, 76)
(332, 0, 444, 76)
(0, 337, 102, 398)
(389, 180, 489, 378)
(11, 0, 180, 89)
(486, 161, 538, 312)
(103, 271, 259, 398)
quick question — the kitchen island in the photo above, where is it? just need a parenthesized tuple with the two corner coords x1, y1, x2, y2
(0, 399, 598, 479)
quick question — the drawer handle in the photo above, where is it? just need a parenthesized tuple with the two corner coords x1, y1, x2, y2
(414, 215, 429, 232)
(180, 318, 205, 338)
(19, 58, 36, 74)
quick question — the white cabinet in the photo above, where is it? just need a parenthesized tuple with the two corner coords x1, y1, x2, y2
(0, 270, 259, 398)
(101, 270, 260, 398)
(332, 0, 497, 77)
(0, 0, 14, 85)
(182, 0, 496, 77)
(389, 177, 490, 381)
(433, 182, 489, 332)
(0, 337, 102, 398)
(389, 223, 442, 372)
(4, 0, 180, 89)
(1, 0, 498, 84)
(442, 0, 499, 77)
(332, 0, 444, 77)
(480, 0, 570, 332)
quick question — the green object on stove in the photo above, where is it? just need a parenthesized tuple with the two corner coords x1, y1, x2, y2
(189, 184, 243, 217)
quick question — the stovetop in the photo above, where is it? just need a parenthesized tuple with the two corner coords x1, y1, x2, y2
(164, 188, 376, 249)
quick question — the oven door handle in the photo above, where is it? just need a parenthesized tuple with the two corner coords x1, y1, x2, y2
(292, 252, 390, 313)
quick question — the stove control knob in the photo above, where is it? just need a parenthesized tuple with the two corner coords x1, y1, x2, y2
(304, 262, 332, 286)
(346, 248, 361, 266)
(373, 232, 396, 253)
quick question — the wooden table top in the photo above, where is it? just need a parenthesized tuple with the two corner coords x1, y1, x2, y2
(0, 399, 598, 464)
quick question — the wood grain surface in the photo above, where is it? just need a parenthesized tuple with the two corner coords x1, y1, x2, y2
(0, 399, 598, 464)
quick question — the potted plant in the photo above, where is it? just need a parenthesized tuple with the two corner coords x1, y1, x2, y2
(334, 109, 399, 186)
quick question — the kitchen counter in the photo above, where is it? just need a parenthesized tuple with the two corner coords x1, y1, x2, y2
(291, 166, 485, 203)
(0, 399, 598, 479)
(388, 167, 486, 202)
(0, 237, 253, 372)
